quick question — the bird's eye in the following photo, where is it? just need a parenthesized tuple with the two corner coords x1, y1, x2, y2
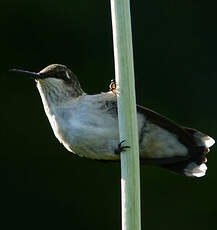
(59, 71, 67, 79)
(59, 71, 70, 81)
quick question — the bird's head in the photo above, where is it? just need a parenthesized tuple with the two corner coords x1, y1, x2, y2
(10, 64, 78, 83)
(10, 64, 84, 102)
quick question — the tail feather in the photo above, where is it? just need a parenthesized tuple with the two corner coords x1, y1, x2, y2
(184, 127, 215, 148)
(184, 162, 207, 177)
(161, 158, 207, 177)
(161, 129, 215, 178)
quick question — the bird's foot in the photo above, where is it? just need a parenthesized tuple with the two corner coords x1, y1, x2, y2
(109, 79, 117, 95)
(114, 140, 130, 155)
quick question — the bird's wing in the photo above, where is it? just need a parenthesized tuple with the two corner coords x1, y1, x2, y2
(136, 105, 198, 148)
(100, 97, 214, 177)
(136, 105, 214, 164)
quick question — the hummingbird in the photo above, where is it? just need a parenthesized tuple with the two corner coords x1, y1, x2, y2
(10, 64, 215, 177)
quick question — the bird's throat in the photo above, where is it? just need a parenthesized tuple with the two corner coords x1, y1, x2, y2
(36, 78, 84, 106)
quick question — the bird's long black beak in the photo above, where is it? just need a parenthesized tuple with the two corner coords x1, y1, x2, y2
(9, 69, 40, 79)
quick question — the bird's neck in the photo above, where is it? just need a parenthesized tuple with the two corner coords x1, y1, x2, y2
(36, 79, 85, 113)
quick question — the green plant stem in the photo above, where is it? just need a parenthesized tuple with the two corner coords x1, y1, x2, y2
(110, 0, 141, 230)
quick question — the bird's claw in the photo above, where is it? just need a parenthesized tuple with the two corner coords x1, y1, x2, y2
(114, 140, 130, 155)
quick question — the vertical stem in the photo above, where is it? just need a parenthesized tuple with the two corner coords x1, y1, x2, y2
(110, 1, 141, 230)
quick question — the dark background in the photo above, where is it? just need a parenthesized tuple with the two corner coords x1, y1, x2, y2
(1, 0, 217, 229)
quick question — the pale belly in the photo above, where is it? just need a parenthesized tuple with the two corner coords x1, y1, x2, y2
(47, 102, 188, 161)
(51, 107, 121, 160)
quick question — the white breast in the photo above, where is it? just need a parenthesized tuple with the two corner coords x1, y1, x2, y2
(50, 94, 121, 159)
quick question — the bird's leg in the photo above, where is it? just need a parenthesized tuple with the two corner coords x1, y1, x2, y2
(109, 79, 117, 95)
(114, 140, 130, 155)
